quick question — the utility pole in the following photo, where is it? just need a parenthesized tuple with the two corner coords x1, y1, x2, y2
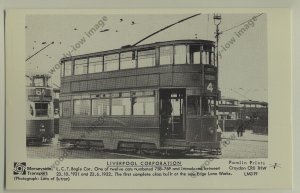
(214, 14, 222, 133)
(213, 14, 222, 99)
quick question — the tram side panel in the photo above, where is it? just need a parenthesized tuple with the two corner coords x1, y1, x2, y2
(26, 119, 54, 141)
(186, 116, 220, 150)
(59, 116, 160, 149)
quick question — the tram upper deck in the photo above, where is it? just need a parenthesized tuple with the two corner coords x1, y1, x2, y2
(60, 40, 218, 95)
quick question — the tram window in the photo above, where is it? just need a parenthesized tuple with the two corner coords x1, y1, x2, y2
(133, 97, 155, 115)
(160, 46, 173, 65)
(61, 62, 64, 77)
(138, 49, 156, 68)
(29, 103, 34, 116)
(74, 59, 88, 75)
(89, 57, 103, 73)
(59, 102, 63, 117)
(64, 61, 72, 76)
(120, 51, 136, 69)
(60, 101, 71, 117)
(92, 99, 110, 116)
(104, 54, 119, 71)
(202, 51, 210, 65)
(187, 96, 200, 115)
(35, 103, 48, 117)
(111, 98, 131, 115)
(174, 45, 187, 64)
(189, 45, 201, 64)
(33, 78, 44, 87)
(202, 97, 216, 116)
(211, 52, 215, 65)
(73, 99, 91, 116)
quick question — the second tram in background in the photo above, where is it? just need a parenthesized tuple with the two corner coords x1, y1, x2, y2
(59, 39, 222, 155)
(26, 74, 55, 145)
(217, 98, 241, 132)
(240, 100, 268, 134)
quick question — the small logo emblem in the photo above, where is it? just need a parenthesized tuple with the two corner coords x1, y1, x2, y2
(13, 162, 26, 175)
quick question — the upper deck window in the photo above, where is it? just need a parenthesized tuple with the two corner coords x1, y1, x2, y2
(174, 45, 187, 64)
(89, 56, 103, 73)
(160, 46, 173, 65)
(33, 78, 45, 87)
(64, 61, 72, 76)
(138, 49, 156, 68)
(74, 59, 88, 75)
(61, 62, 65, 77)
(120, 51, 136, 70)
(190, 45, 201, 64)
(104, 54, 119, 71)
(202, 45, 214, 65)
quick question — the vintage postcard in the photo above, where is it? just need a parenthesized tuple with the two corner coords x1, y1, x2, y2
(5, 9, 292, 189)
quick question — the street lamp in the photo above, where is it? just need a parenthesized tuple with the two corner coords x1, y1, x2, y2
(213, 14, 222, 68)
(213, 14, 222, 126)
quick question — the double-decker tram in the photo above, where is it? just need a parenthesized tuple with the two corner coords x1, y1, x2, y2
(217, 98, 241, 132)
(26, 74, 55, 145)
(240, 100, 268, 134)
(59, 39, 221, 155)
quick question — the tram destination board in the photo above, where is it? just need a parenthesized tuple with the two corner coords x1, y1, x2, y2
(5, 8, 292, 190)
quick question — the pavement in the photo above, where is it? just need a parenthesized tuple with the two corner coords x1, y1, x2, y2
(220, 130, 268, 158)
(221, 130, 268, 142)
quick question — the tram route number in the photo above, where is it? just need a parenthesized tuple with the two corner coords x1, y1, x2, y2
(35, 88, 46, 95)
(207, 83, 213, 92)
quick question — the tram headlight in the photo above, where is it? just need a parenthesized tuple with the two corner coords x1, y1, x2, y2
(40, 123, 46, 132)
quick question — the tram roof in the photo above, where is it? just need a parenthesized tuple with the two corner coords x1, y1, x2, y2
(61, 39, 215, 62)
(220, 97, 239, 102)
(26, 74, 51, 78)
(240, 100, 268, 105)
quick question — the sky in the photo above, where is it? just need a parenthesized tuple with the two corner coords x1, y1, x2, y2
(26, 13, 268, 102)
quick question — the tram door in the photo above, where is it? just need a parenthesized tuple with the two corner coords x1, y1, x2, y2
(159, 89, 185, 139)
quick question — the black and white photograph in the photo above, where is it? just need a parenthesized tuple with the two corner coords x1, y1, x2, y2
(25, 13, 268, 159)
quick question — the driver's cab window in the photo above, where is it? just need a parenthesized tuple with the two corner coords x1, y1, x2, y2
(33, 78, 45, 87)
(187, 96, 216, 116)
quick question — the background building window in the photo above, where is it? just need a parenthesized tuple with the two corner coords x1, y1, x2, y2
(120, 51, 136, 69)
(174, 45, 187, 64)
(104, 54, 119, 71)
(92, 99, 110, 116)
(138, 49, 156, 68)
(74, 58, 88, 75)
(74, 99, 91, 116)
(133, 97, 155, 115)
(111, 98, 131, 115)
(160, 46, 173, 65)
(89, 57, 103, 73)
